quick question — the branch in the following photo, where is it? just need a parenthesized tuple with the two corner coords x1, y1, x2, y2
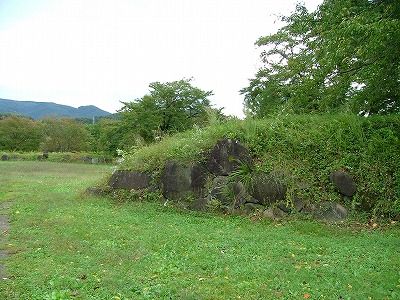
(338, 56, 382, 76)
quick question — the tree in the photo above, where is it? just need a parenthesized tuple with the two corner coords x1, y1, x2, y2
(0, 115, 41, 151)
(241, 0, 400, 117)
(40, 117, 92, 152)
(120, 78, 213, 142)
(89, 118, 137, 154)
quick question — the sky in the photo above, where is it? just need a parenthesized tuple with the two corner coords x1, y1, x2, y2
(0, 0, 322, 118)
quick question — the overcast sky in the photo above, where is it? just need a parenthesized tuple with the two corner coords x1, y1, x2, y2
(0, 0, 322, 117)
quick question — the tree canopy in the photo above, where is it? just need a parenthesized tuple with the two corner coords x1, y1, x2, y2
(241, 0, 400, 117)
(120, 78, 213, 142)
(0, 115, 41, 151)
(40, 117, 93, 152)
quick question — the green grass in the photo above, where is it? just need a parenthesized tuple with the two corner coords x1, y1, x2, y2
(0, 161, 399, 299)
(1, 151, 113, 164)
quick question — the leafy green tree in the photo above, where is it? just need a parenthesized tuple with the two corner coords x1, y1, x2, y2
(241, 0, 400, 117)
(120, 78, 213, 142)
(89, 118, 138, 154)
(0, 115, 41, 151)
(40, 117, 92, 152)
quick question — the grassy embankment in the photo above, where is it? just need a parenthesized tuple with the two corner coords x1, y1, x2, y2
(118, 114, 399, 219)
(0, 137, 399, 298)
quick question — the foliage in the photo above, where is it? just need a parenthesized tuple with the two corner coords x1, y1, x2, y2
(119, 114, 400, 218)
(118, 116, 241, 173)
(119, 78, 213, 142)
(88, 118, 139, 154)
(40, 117, 93, 152)
(0, 115, 41, 151)
(0, 115, 105, 153)
(0, 162, 399, 299)
(241, 0, 400, 117)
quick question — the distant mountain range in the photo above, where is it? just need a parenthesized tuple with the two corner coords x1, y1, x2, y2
(0, 98, 111, 119)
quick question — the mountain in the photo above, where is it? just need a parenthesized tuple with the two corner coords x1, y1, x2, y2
(0, 98, 111, 119)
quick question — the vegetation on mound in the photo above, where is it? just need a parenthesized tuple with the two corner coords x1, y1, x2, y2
(118, 114, 400, 219)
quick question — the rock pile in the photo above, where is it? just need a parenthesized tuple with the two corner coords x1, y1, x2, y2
(108, 139, 356, 222)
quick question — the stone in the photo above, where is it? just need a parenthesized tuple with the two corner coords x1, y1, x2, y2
(263, 208, 275, 219)
(212, 176, 230, 189)
(161, 161, 208, 201)
(206, 139, 251, 176)
(190, 163, 208, 197)
(249, 172, 287, 206)
(189, 197, 210, 211)
(240, 203, 264, 215)
(1, 155, 9, 161)
(277, 198, 306, 213)
(210, 176, 230, 205)
(313, 202, 348, 222)
(38, 153, 49, 161)
(230, 181, 249, 208)
(294, 198, 306, 212)
(109, 170, 151, 190)
(262, 207, 285, 219)
(82, 156, 92, 163)
(329, 170, 356, 196)
(278, 202, 291, 213)
(161, 160, 191, 200)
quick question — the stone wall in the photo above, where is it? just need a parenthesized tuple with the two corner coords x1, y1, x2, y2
(108, 139, 357, 222)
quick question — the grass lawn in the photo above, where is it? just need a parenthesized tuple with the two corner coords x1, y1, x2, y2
(0, 161, 399, 299)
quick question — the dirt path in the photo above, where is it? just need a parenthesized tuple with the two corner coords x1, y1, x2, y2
(0, 201, 11, 280)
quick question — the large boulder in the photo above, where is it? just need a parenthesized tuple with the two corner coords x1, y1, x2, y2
(206, 139, 251, 176)
(161, 161, 208, 201)
(190, 163, 208, 197)
(109, 170, 151, 190)
(249, 172, 287, 206)
(330, 170, 356, 196)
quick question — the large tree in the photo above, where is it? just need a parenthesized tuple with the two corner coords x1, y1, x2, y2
(0, 115, 41, 151)
(40, 117, 93, 152)
(241, 0, 400, 117)
(120, 78, 213, 142)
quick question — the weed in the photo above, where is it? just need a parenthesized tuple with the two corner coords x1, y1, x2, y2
(228, 159, 253, 189)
